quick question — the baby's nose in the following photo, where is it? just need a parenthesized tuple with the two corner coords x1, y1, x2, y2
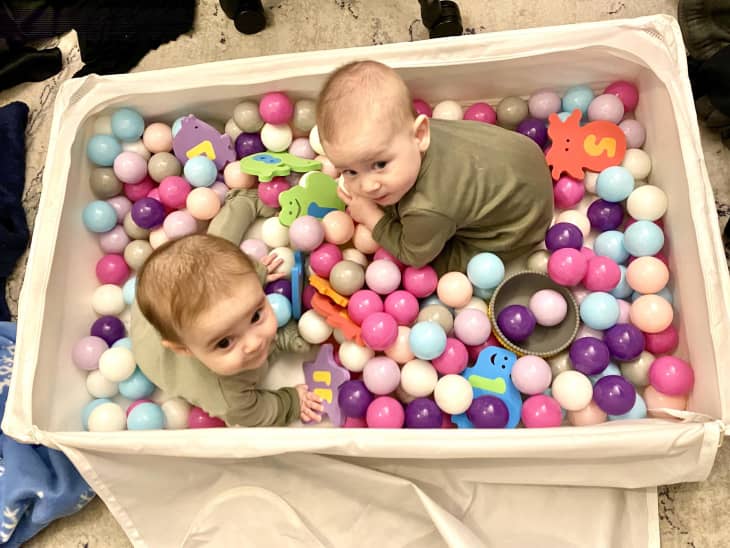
(361, 178, 382, 194)
(243, 334, 265, 355)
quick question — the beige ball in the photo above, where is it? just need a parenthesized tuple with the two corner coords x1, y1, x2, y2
(329, 260, 365, 296)
(298, 310, 333, 344)
(124, 239, 154, 270)
(91, 284, 126, 316)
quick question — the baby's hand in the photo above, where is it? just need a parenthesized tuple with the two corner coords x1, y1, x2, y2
(296, 384, 323, 423)
(345, 195, 384, 230)
(260, 253, 285, 282)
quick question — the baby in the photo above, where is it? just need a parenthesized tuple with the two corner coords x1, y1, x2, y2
(317, 60, 554, 275)
(130, 232, 323, 427)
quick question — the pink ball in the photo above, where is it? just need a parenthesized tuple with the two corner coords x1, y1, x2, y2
(402, 265, 438, 298)
(431, 338, 469, 375)
(126, 398, 154, 417)
(360, 312, 399, 351)
(580, 246, 595, 262)
(289, 215, 325, 252)
(413, 99, 433, 117)
(547, 248, 588, 287)
(366, 396, 405, 428)
(365, 260, 402, 295)
(72, 336, 108, 370)
(187, 406, 226, 428)
(163, 210, 198, 239)
(258, 176, 290, 208)
(649, 356, 694, 396)
(384, 290, 419, 325)
(310, 243, 343, 277)
(99, 225, 130, 254)
(344, 416, 367, 428)
(288, 137, 316, 159)
(302, 284, 316, 311)
(113, 151, 148, 184)
(617, 299, 632, 324)
(240, 238, 269, 261)
(259, 92, 294, 125)
(521, 394, 563, 428)
(347, 290, 384, 326)
(210, 182, 229, 204)
(363, 356, 401, 395)
(374, 248, 406, 271)
(511, 355, 552, 395)
(528, 289, 567, 326)
(123, 176, 156, 202)
(453, 309, 491, 346)
(572, 287, 590, 305)
(619, 119, 646, 149)
(567, 400, 607, 426)
(604, 80, 639, 112)
(583, 256, 621, 292)
(436, 272, 473, 308)
(96, 254, 130, 285)
(644, 324, 679, 355)
(553, 176, 585, 209)
(587, 94, 625, 124)
(463, 102, 497, 124)
(106, 195, 132, 223)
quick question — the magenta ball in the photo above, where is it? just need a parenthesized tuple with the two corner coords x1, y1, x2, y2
(497, 304, 536, 342)
(72, 336, 108, 370)
(90, 315, 125, 346)
(366, 396, 405, 428)
(99, 225, 130, 254)
(360, 312, 399, 351)
(131, 197, 166, 229)
(619, 119, 646, 148)
(644, 325, 679, 355)
(347, 289, 384, 326)
(604, 81, 639, 112)
(96, 254, 130, 285)
(113, 151, 147, 184)
(649, 356, 694, 396)
(302, 284, 316, 311)
(413, 99, 433, 117)
(528, 289, 567, 327)
(553, 176, 585, 209)
(467, 395, 509, 428)
(310, 243, 343, 277)
(157, 176, 191, 209)
(583, 256, 621, 292)
(548, 248, 589, 287)
(405, 398, 444, 428)
(463, 102, 497, 124)
(373, 247, 406, 270)
(123, 176, 155, 202)
(289, 215, 325, 252)
(259, 92, 294, 125)
(521, 394, 563, 427)
(402, 265, 438, 298)
(383, 290, 419, 326)
(187, 406, 226, 428)
(258, 177, 290, 208)
(338, 380, 374, 418)
(365, 260, 402, 295)
(363, 356, 401, 395)
(431, 337, 469, 375)
(453, 309, 491, 345)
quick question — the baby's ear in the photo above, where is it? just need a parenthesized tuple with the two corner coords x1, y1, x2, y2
(161, 339, 193, 356)
(413, 114, 431, 153)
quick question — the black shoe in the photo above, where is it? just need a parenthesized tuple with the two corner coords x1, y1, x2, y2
(420, 0, 463, 39)
(219, 0, 266, 35)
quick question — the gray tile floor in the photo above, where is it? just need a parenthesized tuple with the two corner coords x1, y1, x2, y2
(3, 0, 729, 546)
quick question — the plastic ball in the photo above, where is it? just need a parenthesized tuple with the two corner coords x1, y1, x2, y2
(383, 290, 419, 326)
(86, 369, 118, 398)
(260, 123, 293, 152)
(552, 176, 585, 209)
(91, 284, 126, 316)
(567, 400, 608, 426)
(297, 310, 333, 344)
(413, 99, 433, 117)
(323, 260, 361, 297)
(347, 290, 384, 326)
(521, 394, 563, 428)
(528, 289, 567, 327)
(550, 370, 593, 411)
(83, 200, 118, 233)
(119, 367, 156, 400)
(267, 293, 293, 327)
(187, 407, 226, 428)
(626, 185, 667, 222)
(87, 402, 127, 432)
(147, 151, 182, 182)
(562, 85, 594, 114)
(338, 341, 375, 373)
(545, 222, 583, 252)
(649, 356, 694, 396)
(456, 297, 488, 315)
(239, 239, 268, 262)
(619, 119, 646, 148)
(583, 256, 621, 292)
(643, 385, 688, 417)
(98, 346, 136, 382)
(72, 336, 109, 370)
(259, 92, 294, 125)
(89, 167, 122, 199)
(363, 356, 401, 395)
(110, 107, 144, 142)
(338, 380, 374, 418)
(432, 100, 463, 120)
(181, 155, 215, 188)
(548, 351, 572, 377)
(161, 398, 192, 429)
(233, 101, 264, 133)
(593, 375, 636, 415)
(404, 398, 443, 428)
(593, 230, 630, 264)
(402, 265, 439, 297)
(409, 321, 448, 361)
(112, 337, 133, 350)
(615, 295, 632, 321)
(569, 337, 610, 376)
(161, 210, 197, 240)
(400, 359, 438, 398)
(620, 351, 654, 386)
(453, 308, 491, 345)
(308, 125, 325, 155)
(621, 149, 652, 181)
(90, 316, 125, 348)
(580, 292, 620, 330)
(511, 355, 552, 395)
(141, 122, 172, 153)
(466, 252, 505, 291)
(431, 338, 468, 375)
(496, 304, 536, 342)
(626, 256, 669, 295)
(596, 166, 634, 203)
(264, 280, 292, 301)
(88, 134, 122, 166)
(186, 187, 221, 220)
(433, 272, 471, 309)
(320, 210, 354, 245)
(556, 210, 591, 238)
(291, 99, 316, 133)
(113, 151, 148, 185)
(462, 101, 496, 124)
(96, 254, 130, 285)
(303, 243, 338, 278)
(528, 89, 562, 119)
(572, 286, 591, 305)
(258, 217, 288, 249)
(515, 117, 547, 147)
(373, 248, 405, 271)
(416, 305, 453, 335)
(258, 177, 290, 208)
(360, 312, 399, 351)
(106, 195, 132, 223)
(122, 277, 137, 306)
(629, 295, 673, 333)
(604, 80, 639, 111)
(223, 162, 255, 189)
(587, 93, 624, 123)
(269, 247, 294, 277)
(234, 132, 265, 159)
(352, 223, 380, 254)
(644, 325, 678, 355)
(603, 323, 645, 361)
(365, 260, 402, 295)
(526, 249, 550, 273)
(82, 398, 113, 430)
(156, 176, 190, 209)
(434, 375, 473, 415)
(288, 215, 324, 252)
(464, 395, 508, 428)
(123, 176, 156, 203)
(366, 396, 405, 428)
(496, 96, 528, 129)
(130, 197, 165, 229)
(587, 199, 624, 232)
(608, 393, 647, 420)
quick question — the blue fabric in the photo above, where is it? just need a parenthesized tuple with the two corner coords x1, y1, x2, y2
(0, 322, 94, 547)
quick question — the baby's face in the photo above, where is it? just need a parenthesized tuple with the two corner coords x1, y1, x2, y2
(179, 273, 278, 376)
(324, 116, 428, 206)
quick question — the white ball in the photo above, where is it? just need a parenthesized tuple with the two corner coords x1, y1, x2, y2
(224, 118, 243, 141)
(556, 210, 590, 238)
(98, 347, 136, 382)
(338, 341, 374, 372)
(620, 350, 654, 387)
(548, 350, 572, 377)
(149, 227, 171, 249)
(87, 402, 127, 432)
(270, 246, 295, 278)
(455, 297, 488, 315)
(91, 284, 126, 316)
(434, 374, 474, 415)
(309, 125, 325, 156)
(583, 171, 599, 194)
(122, 139, 151, 161)
(621, 148, 652, 180)
(432, 100, 463, 120)
(332, 329, 346, 344)
(551, 370, 593, 411)
(93, 115, 113, 135)
(626, 185, 667, 221)
(86, 370, 119, 398)
(400, 359, 438, 397)
(261, 123, 293, 152)
(342, 248, 369, 267)
(298, 310, 333, 344)
(261, 217, 290, 248)
(161, 397, 192, 429)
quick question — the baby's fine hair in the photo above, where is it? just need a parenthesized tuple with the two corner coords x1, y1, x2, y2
(316, 60, 416, 145)
(136, 234, 258, 343)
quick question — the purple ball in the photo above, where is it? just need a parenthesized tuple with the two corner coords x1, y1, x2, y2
(603, 323, 645, 361)
(235, 132, 265, 159)
(467, 395, 509, 428)
(593, 375, 636, 415)
(516, 117, 548, 148)
(265, 279, 292, 300)
(337, 380, 374, 419)
(405, 398, 443, 428)
(569, 337, 610, 375)
(497, 304, 536, 343)
(545, 222, 584, 252)
(71, 335, 108, 370)
(130, 197, 165, 229)
(90, 315, 126, 346)
(587, 199, 624, 232)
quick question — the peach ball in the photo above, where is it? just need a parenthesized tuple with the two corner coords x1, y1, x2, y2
(322, 210, 355, 245)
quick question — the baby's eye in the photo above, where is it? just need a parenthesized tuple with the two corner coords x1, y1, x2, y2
(216, 337, 231, 350)
(252, 308, 263, 323)
(373, 161, 387, 170)
(343, 169, 357, 177)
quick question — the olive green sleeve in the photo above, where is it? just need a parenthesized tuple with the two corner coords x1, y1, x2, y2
(371, 209, 457, 268)
(220, 383, 301, 427)
(207, 188, 277, 245)
(272, 321, 311, 359)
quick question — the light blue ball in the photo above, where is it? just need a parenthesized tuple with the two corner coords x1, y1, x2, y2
(171, 116, 185, 137)
(631, 286, 673, 305)
(119, 367, 156, 400)
(82, 398, 112, 430)
(111, 107, 145, 142)
(409, 321, 447, 360)
(593, 230, 630, 264)
(183, 155, 218, 187)
(83, 200, 118, 233)
(267, 293, 292, 327)
(122, 276, 137, 305)
(556, 111, 573, 122)
(112, 337, 133, 350)
(596, 166, 635, 203)
(624, 221, 664, 257)
(562, 85, 595, 115)
(467, 252, 505, 290)
(127, 402, 165, 430)
(609, 393, 647, 420)
(87, 134, 122, 166)
(473, 285, 495, 300)
(610, 265, 633, 299)
(589, 363, 621, 385)
(580, 291, 620, 330)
